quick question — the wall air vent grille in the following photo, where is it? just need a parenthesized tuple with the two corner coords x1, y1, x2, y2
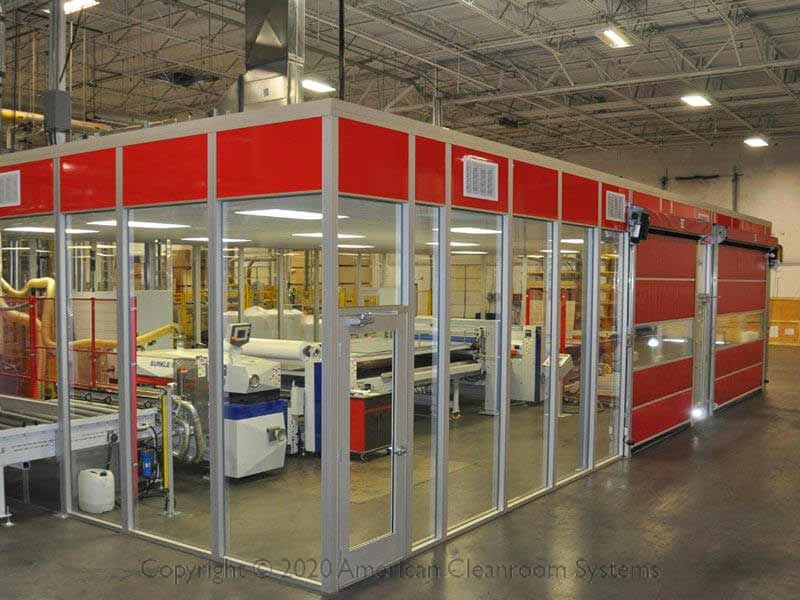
(463, 156, 498, 201)
(606, 191, 627, 222)
(0, 171, 21, 208)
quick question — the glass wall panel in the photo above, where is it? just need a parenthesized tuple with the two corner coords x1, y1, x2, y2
(595, 230, 624, 464)
(555, 224, 591, 482)
(337, 197, 402, 307)
(64, 211, 123, 523)
(412, 204, 439, 544)
(123, 203, 211, 548)
(507, 216, 551, 501)
(0, 216, 59, 510)
(634, 320, 694, 369)
(447, 209, 502, 529)
(716, 311, 764, 347)
(222, 195, 323, 577)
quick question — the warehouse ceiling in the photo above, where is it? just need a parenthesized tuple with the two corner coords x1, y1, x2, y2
(3, 0, 800, 153)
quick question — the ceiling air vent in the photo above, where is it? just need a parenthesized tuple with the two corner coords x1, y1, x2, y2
(463, 156, 499, 201)
(605, 190, 627, 222)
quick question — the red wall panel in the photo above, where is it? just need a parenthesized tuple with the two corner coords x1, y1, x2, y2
(339, 119, 408, 201)
(123, 135, 207, 206)
(636, 234, 697, 278)
(632, 390, 692, 444)
(415, 136, 445, 204)
(672, 201, 696, 219)
(718, 245, 767, 281)
(451, 145, 508, 212)
(715, 340, 765, 378)
(717, 281, 767, 314)
(561, 173, 598, 225)
(0, 160, 54, 217)
(635, 280, 695, 323)
(633, 191, 660, 213)
(513, 161, 558, 219)
(217, 118, 322, 198)
(715, 364, 763, 406)
(633, 358, 693, 408)
(61, 149, 116, 212)
(601, 183, 628, 231)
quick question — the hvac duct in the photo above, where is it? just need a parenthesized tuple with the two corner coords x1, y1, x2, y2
(218, 0, 305, 112)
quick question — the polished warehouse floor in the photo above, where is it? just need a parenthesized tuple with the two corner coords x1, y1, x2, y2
(3, 347, 799, 599)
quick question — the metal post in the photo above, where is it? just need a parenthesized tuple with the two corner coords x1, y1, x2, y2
(338, 0, 345, 100)
(545, 210, 562, 486)
(277, 250, 286, 337)
(207, 132, 226, 560)
(320, 114, 340, 594)
(54, 156, 73, 518)
(497, 163, 513, 511)
(402, 133, 415, 552)
(237, 246, 245, 321)
(312, 249, 320, 342)
(584, 228, 600, 469)
(192, 247, 202, 345)
(435, 145, 452, 539)
(115, 148, 135, 530)
(163, 383, 176, 517)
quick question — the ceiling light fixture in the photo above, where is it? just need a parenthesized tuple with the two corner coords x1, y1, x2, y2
(302, 78, 336, 94)
(744, 135, 769, 148)
(235, 209, 349, 220)
(292, 232, 365, 239)
(680, 94, 712, 108)
(452, 250, 489, 255)
(561, 238, 585, 245)
(597, 24, 633, 49)
(181, 237, 251, 243)
(425, 241, 480, 247)
(4, 226, 99, 234)
(87, 220, 190, 230)
(44, 0, 98, 15)
(338, 244, 374, 249)
(450, 227, 501, 235)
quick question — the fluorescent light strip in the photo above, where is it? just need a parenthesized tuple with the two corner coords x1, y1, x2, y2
(452, 250, 489, 255)
(44, 0, 98, 15)
(181, 237, 251, 243)
(681, 94, 712, 108)
(87, 220, 190, 230)
(425, 241, 480, 247)
(302, 79, 336, 93)
(450, 227, 501, 235)
(338, 244, 374, 249)
(600, 27, 632, 49)
(4, 226, 99, 234)
(235, 209, 349, 220)
(744, 136, 769, 148)
(292, 232, 365, 239)
(561, 238, 585, 245)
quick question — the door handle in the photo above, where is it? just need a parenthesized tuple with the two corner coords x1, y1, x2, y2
(391, 446, 408, 456)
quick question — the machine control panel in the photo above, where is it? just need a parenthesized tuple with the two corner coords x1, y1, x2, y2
(229, 323, 252, 347)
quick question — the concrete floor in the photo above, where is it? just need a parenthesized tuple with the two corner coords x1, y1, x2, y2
(3, 347, 799, 599)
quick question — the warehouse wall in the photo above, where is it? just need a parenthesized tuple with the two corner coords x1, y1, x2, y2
(563, 139, 800, 296)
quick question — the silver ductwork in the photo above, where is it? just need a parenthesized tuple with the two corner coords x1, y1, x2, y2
(218, 0, 305, 112)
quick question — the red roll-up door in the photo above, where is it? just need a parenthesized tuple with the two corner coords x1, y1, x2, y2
(632, 233, 698, 446)
(714, 244, 768, 407)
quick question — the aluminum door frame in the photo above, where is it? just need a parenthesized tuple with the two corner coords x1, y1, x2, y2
(335, 306, 411, 588)
(694, 239, 718, 418)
